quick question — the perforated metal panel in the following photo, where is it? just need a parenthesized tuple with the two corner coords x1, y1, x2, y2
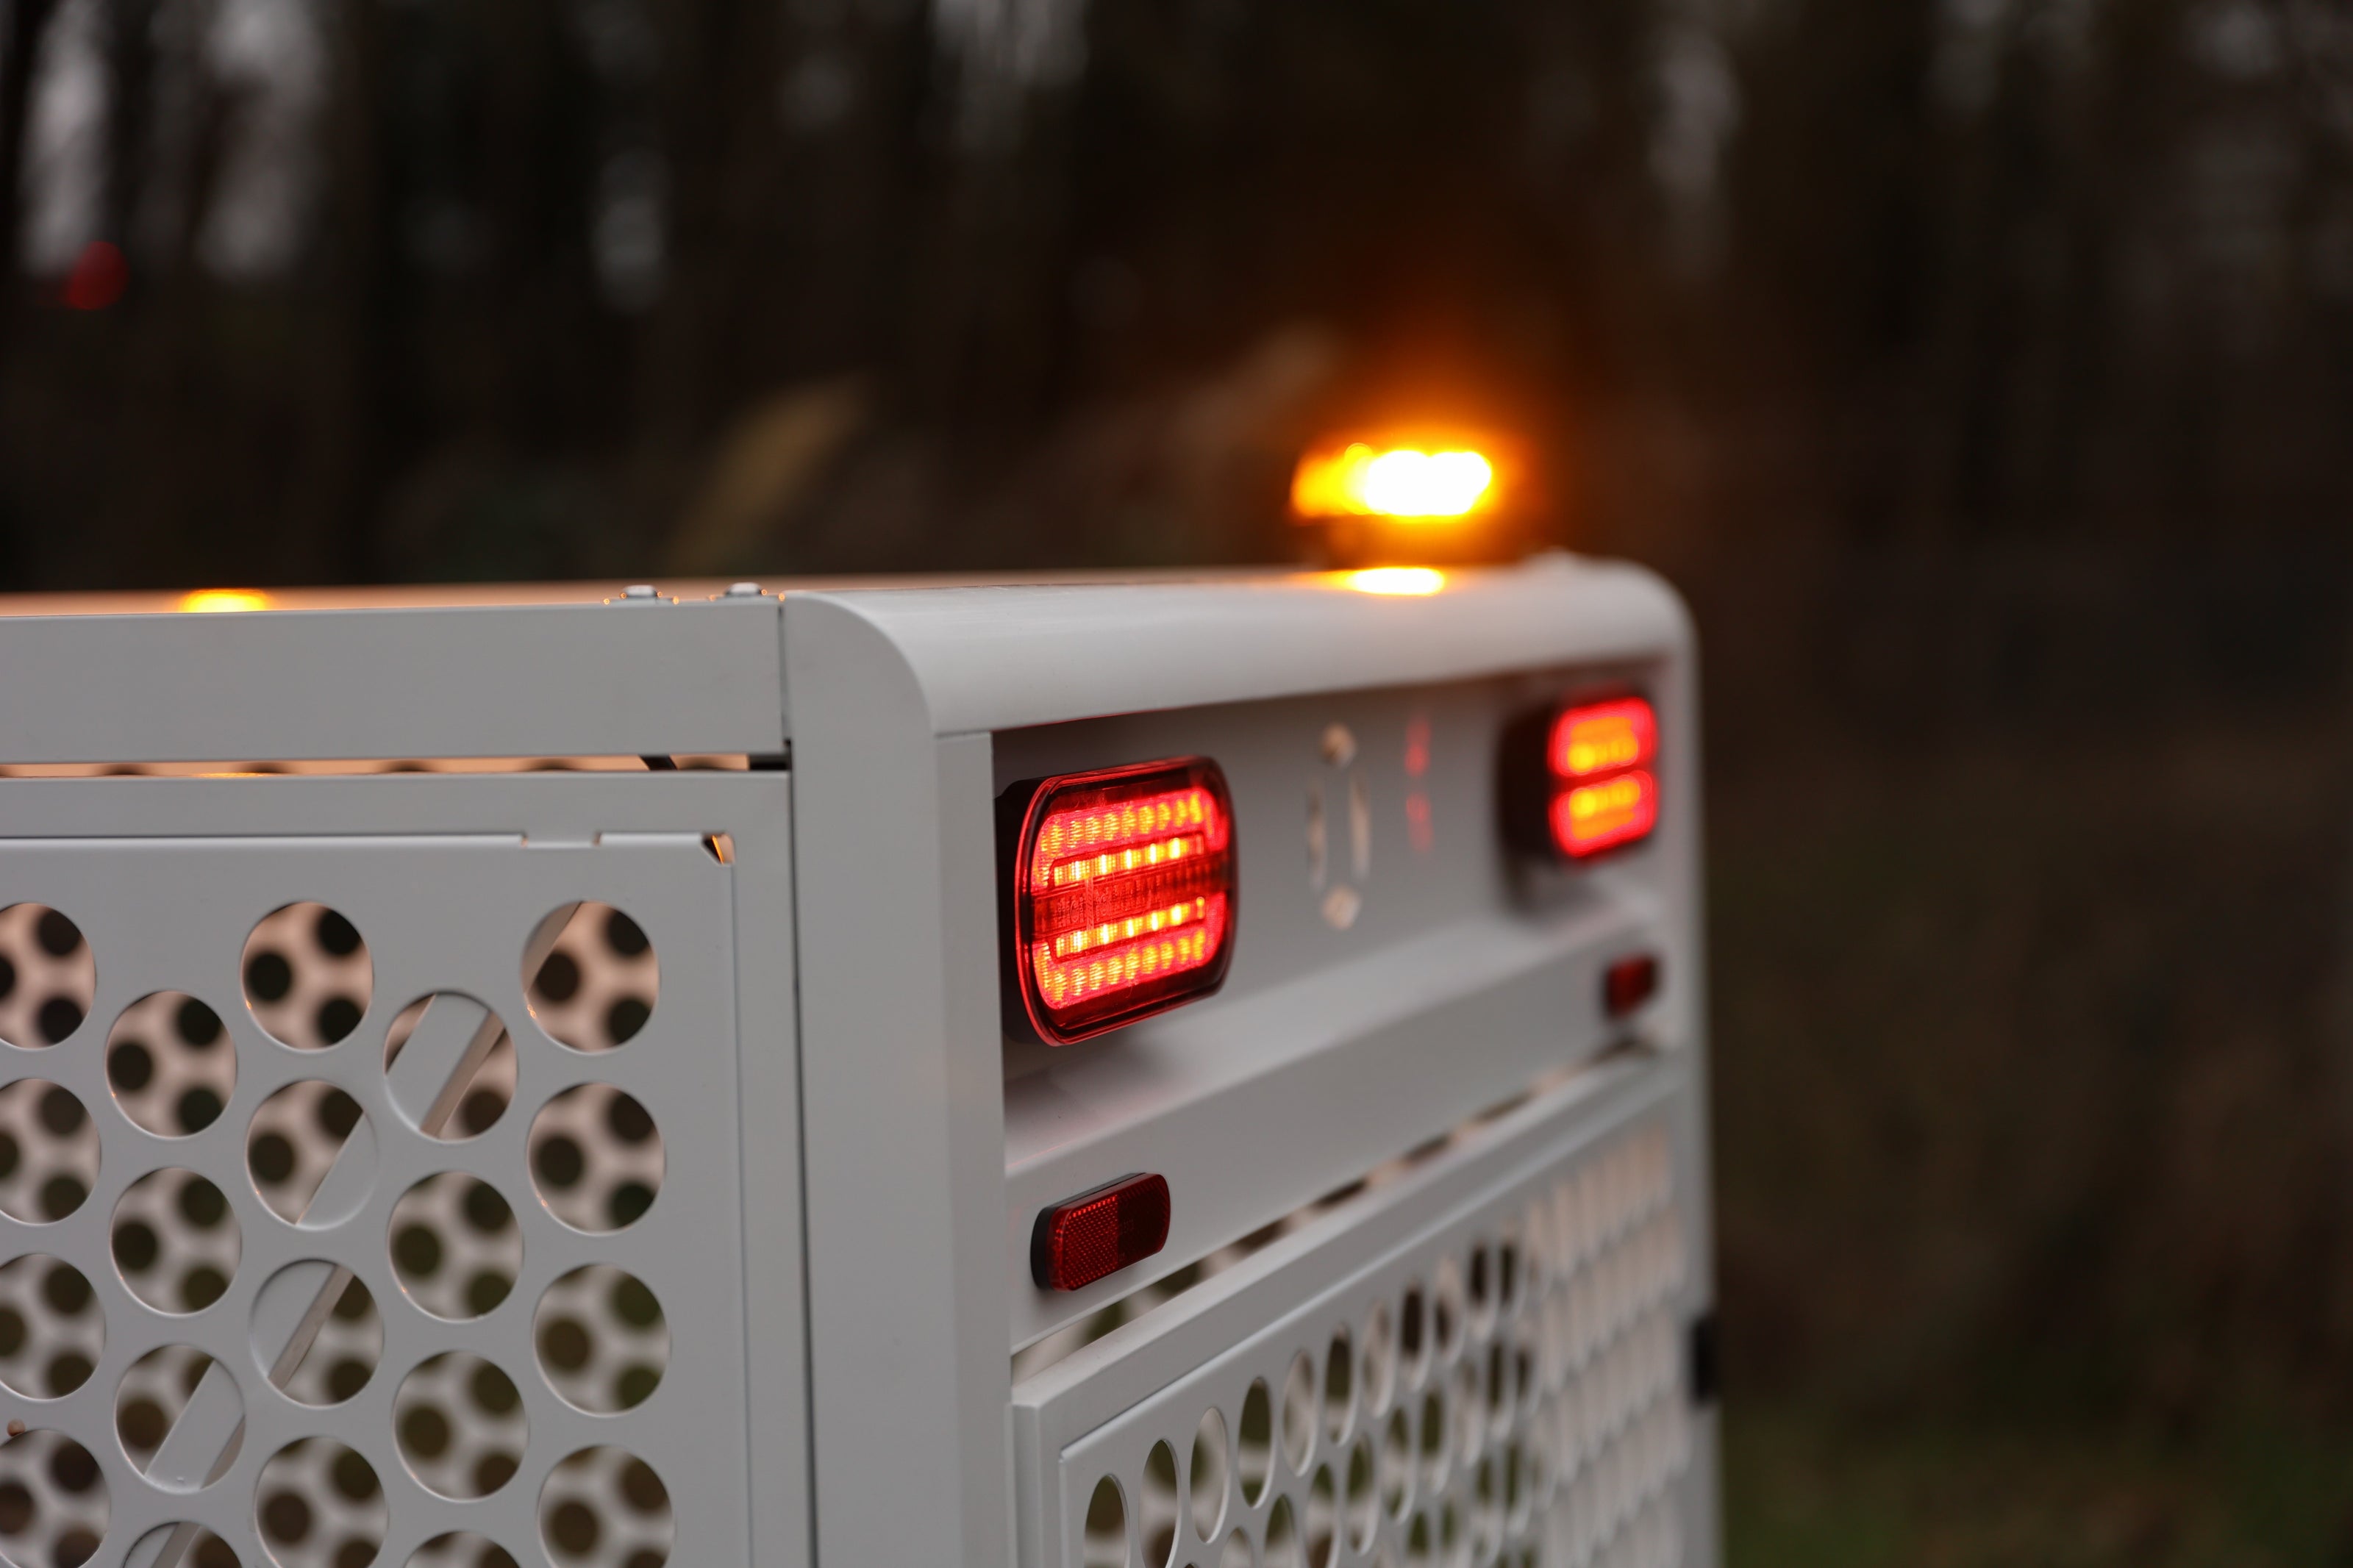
(0, 826, 749, 1568)
(1013, 1063, 1708, 1568)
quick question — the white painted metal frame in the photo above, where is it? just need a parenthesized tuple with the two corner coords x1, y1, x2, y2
(785, 557, 1711, 1568)
(0, 554, 1711, 1568)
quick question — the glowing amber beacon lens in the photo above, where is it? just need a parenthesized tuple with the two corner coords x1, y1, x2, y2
(1549, 698, 1657, 779)
(1290, 443, 1496, 520)
(1015, 759, 1238, 1043)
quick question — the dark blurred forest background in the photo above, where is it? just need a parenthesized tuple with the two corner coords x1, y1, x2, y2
(7, 0, 2353, 1558)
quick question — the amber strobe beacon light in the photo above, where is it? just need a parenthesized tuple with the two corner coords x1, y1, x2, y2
(1290, 430, 1535, 568)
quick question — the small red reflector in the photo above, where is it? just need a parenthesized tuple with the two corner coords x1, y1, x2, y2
(1604, 953, 1660, 1017)
(1032, 1173, 1172, 1291)
(1010, 756, 1238, 1045)
(1549, 697, 1657, 779)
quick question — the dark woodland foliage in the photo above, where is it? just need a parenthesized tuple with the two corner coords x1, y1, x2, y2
(7, 0, 2353, 1431)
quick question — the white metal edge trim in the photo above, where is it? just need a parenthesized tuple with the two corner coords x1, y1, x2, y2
(0, 599, 787, 765)
(788, 556, 1693, 737)
(718, 777, 813, 1568)
(784, 598, 1015, 1567)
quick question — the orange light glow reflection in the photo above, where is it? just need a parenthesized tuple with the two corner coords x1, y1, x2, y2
(1343, 568, 1446, 596)
(178, 589, 271, 613)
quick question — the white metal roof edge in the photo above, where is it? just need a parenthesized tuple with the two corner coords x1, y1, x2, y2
(786, 554, 1694, 736)
(0, 557, 1690, 765)
(0, 598, 788, 765)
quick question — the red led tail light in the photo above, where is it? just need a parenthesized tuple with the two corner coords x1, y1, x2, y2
(1549, 697, 1657, 779)
(1032, 1173, 1173, 1291)
(1553, 770, 1658, 857)
(1502, 692, 1663, 862)
(1007, 756, 1238, 1045)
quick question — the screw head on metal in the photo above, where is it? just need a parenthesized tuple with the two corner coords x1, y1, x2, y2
(624, 584, 658, 598)
(726, 581, 765, 598)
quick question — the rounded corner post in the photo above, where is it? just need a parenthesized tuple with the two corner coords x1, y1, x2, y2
(782, 593, 1017, 1565)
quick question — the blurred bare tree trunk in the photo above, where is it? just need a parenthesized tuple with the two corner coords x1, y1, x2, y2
(101, 0, 154, 260)
(0, 0, 63, 360)
(309, 0, 390, 582)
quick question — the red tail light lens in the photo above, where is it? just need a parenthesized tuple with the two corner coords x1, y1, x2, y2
(1549, 697, 1657, 778)
(1032, 1173, 1172, 1291)
(1009, 756, 1238, 1045)
(1504, 693, 1663, 862)
(1553, 770, 1658, 856)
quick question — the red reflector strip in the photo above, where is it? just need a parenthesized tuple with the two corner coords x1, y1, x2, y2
(1014, 758, 1238, 1044)
(1549, 697, 1657, 779)
(1032, 1173, 1172, 1291)
(1604, 953, 1660, 1017)
(1552, 770, 1657, 858)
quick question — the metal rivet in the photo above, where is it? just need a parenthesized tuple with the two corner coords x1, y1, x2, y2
(622, 584, 658, 599)
(725, 581, 764, 598)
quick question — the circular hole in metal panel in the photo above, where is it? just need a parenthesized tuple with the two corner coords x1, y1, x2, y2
(535, 1265, 668, 1414)
(246, 1081, 373, 1227)
(242, 905, 371, 1051)
(539, 1445, 671, 1568)
(0, 906, 94, 1049)
(528, 1085, 661, 1234)
(106, 993, 233, 1137)
(114, 1344, 242, 1492)
(388, 1173, 520, 1322)
(111, 1168, 239, 1315)
(0, 1082, 98, 1223)
(524, 905, 657, 1054)
(0, 1256, 101, 1400)
(0, 1429, 107, 1568)
(253, 1438, 385, 1568)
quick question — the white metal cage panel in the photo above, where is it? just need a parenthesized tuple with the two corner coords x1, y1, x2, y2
(0, 826, 750, 1568)
(1014, 1061, 1712, 1568)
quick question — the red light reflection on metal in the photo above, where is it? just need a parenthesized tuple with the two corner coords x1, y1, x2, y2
(63, 242, 126, 311)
